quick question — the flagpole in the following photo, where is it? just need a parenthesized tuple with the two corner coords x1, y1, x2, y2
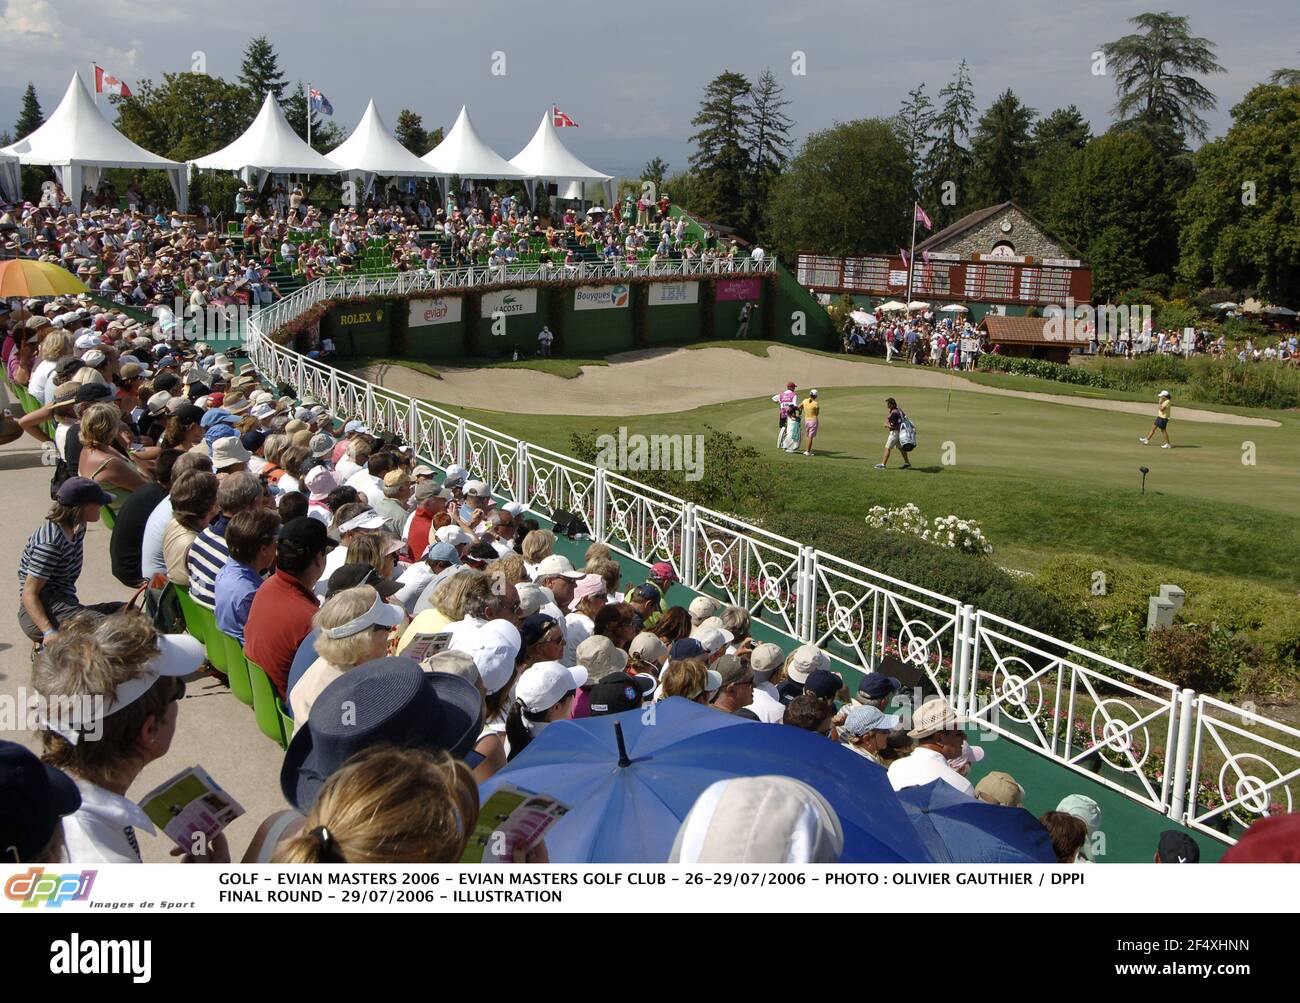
(91, 64, 98, 107)
(906, 202, 918, 307)
(306, 82, 312, 149)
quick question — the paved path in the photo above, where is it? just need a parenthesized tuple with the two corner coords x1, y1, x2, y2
(359, 346, 1280, 426)
(0, 434, 286, 863)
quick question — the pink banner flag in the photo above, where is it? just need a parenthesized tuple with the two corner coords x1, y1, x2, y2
(914, 203, 933, 230)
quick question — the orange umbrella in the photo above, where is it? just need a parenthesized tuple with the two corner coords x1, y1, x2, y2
(0, 259, 89, 298)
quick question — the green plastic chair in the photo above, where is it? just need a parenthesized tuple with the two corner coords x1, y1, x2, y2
(245, 656, 289, 749)
(173, 585, 210, 650)
(99, 505, 116, 531)
(199, 604, 228, 676)
(219, 631, 253, 706)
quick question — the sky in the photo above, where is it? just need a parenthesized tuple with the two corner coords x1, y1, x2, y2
(2, 0, 1297, 178)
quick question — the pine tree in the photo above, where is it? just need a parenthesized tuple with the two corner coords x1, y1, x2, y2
(894, 84, 935, 196)
(1101, 12, 1224, 145)
(239, 35, 287, 111)
(15, 82, 44, 139)
(1026, 106, 1093, 212)
(394, 110, 430, 154)
(688, 71, 753, 233)
(924, 60, 976, 225)
(641, 157, 669, 189)
(746, 68, 793, 233)
(970, 89, 1036, 205)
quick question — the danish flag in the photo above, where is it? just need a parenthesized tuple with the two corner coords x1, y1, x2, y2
(552, 106, 578, 127)
(93, 65, 132, 98)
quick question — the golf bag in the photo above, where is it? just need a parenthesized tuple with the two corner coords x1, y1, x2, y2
(898, 415, 917, 453)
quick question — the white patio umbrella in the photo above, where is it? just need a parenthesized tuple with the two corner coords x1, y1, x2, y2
(939, 304, 968, 313)
(908, 300, 930, 310)
(879, 300, 908, 311)
(1263, 305, 1297, 317)
(849, 310, 876, 325)
(1209, 301, 1239, 310)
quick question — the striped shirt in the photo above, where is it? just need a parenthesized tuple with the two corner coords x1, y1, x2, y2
(186, 515, 231, 610)
(19, 521, 85, 601)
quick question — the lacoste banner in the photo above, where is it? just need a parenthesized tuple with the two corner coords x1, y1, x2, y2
(408, 297, 463, 328)
(480, 289, 537, 318)
(574, 283, 631, 310)
(648, 282, 699, 306)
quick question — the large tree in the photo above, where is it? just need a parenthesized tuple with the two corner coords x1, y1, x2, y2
(1271, 54, 1300, 87)
(763, 118, 912, 261)
(923, 60, 977, 226)
(641, 157, 669, 189)
(14, 82, 44, 139)
(893, 84, 935, 196)
(970, 89, 1036, 205)
(394, 109, 430, 155)
(1178, 85, 1300, 304)
(113, 72, 249, 162)
(1025, 106, 1093, 212)
(746, 68, 793, 232)
(1100, 12, 1225, 146)
(1044, 130, 1179, 298)
(688, 70, 753, 233)
(239, 35, 287, 117)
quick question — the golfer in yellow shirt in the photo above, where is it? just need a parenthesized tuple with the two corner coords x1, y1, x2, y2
(801, 389, 820, 456)
(1140, 390, 1173, 449)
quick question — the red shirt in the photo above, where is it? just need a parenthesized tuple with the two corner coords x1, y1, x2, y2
(406, 508, 434, 562)
(244, 569, 320, 698)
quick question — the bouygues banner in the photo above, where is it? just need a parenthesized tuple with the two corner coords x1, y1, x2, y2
(574, 283, 631, 310)
(481, 289, 538, 317)
(408, 297, 463, 328)
(648, 282, 699, 306)
(715, 277, 762, 302)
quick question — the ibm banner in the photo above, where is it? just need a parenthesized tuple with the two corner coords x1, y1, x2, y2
(648, 282, 699, 307)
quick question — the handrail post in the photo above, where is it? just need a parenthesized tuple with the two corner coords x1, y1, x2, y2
(1169, 688, 1197, 823)
(798, 545, 817, 643)
(593, 467, 607, 543)
(955, 603, 975, 714)
(682, 502, 697, 589)
(455, 418, 467, 467)
(406, 398, 418, 452)
(967, 609, 983, 717)
(515, 441, 530, 509)
(329, 368, 339, 416)
(364, 384, 376, 429)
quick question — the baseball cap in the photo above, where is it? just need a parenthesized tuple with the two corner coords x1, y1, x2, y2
(414, 479, 449, 502)
(786, 643, 829, 684)
(339, 509, 386, 534)
(449, 620, 521, 696)
(153, 372, 180, 393)
(631, 583, 660, 603)
(947, 740, 987, 771)
(462, 479, 490, 498)
(464, 541, 498, 564)
(383, 469, 411, 490)
(1056, 794, 1102, 860)
(712, 653, 750, 689)
(629, 631, 669, 665)
(750, 642, 784, 678)
(56, 476, 114, 508)
(668, 776, 844, 864)
(803, 668, 844, 701)
(842, 704, 902, 736)
(279, 516, 338, 562)
(669, 638, 705, 660)
(1158, 389, 1171, 398)
(575, 635, 628, 678)
(434, 525, 475, 548)
(691, 625, 733, 655)
(81, 349, 106, 369)
(0, 740, 82, 863)
(1156, 830, 1201, 863)
(974, 771, 1025, 807)
(54, 356, 85, 378)
(241, 429, 267, 453)
(534, 554, 583, 580)
(856, 672, 902, 701)
(309, 432, 335, 457)
(519, 613, 561, 650)
(326, 564, 401, 600)
(688, 595, 720, 621)
(442, 463, 468, 485)
(74, 382, 114, 405)
(588, 672, 655, 716)
(515, 660, 587, 714)
(343, 420, 369, 435)
(422, 541, 460, 565)
(650, 561, 679, 582)
(569, 573, 607, 611)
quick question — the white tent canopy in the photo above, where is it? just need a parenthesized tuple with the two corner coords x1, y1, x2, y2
(190, 92, 340, 184)
(510, 111, 613, 205)
(1, 74, 187, 211)
(0, 151, 19, 202)
(422, 107, 530, 180)
(326, 100, 443, 189)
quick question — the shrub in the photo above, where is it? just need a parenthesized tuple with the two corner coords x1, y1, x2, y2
(1143, 624, 1232, 692)
(978, 354, 1114, 387)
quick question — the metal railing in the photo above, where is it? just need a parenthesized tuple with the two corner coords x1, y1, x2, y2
(243, 275, 1298, 846)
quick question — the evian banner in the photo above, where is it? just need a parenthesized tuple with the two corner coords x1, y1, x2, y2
(648, 282, 699, 307)
(408, 297, 463, 328)
(574, 283, 631, 310)
(715, 277, 762, 302)
(480, 289, 537, 317)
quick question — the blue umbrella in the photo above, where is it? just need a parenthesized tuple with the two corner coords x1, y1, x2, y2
(479, 697, 934, 863)
(895, 780, 1056, 863)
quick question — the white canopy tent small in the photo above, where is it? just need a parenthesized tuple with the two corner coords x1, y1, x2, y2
(1, 74, 187, 211)
(325, 99, 443, 197)
(509, 112, 613, 207)
(190, 92, 340, 189)
(0, 151, 19, 203)
(421, 107, 530, 205)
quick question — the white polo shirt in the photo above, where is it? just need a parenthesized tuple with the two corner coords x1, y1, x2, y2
(62, 777, 156, 863)
(887, 746, 975, 798)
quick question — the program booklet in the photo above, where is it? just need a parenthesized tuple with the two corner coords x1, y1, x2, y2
(460, 783, 570, 863)
(138, 766, 245, 852)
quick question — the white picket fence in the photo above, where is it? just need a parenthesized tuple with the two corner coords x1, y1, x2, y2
(244, 274, 1299, 846)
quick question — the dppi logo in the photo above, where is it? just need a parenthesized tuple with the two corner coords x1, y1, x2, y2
(609, 284, 629, 307)
(4, 868, 97, 908)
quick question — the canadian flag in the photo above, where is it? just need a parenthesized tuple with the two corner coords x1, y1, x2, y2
(94, 65, 132, 98)
(552, 106, 578, 128)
